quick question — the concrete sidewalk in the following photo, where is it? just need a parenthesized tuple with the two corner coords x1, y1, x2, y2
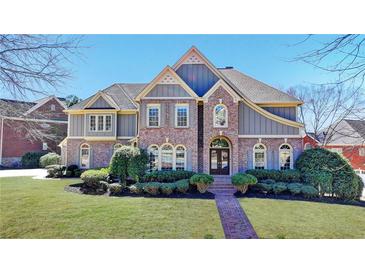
(0, 168, 47, 178)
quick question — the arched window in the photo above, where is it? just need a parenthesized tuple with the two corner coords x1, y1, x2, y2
(210, 138, 229, 148)
(147, 145, 159, 172)
(279, 144, 293, 170)
(304, 143, 312, 150)
(80, 143, 90, 169)
(253, 143, 266, 169)
(175, 145, 186, 170)
(161, 144, 173, 171)
(213, 104, 228, 127)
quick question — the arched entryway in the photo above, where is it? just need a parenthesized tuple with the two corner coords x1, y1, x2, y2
(209, 137, 231, 175)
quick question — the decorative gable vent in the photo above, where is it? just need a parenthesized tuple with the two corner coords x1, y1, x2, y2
(182, 53, 204, 64)
(158, 73, 178, 84)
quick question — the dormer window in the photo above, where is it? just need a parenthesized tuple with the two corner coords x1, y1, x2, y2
(147, 104, 160, 128)
(213, 104, 228, 127)
(50, 104, 56, 111)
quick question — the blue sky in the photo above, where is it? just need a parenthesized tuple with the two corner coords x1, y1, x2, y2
(5, 35, 341, 100)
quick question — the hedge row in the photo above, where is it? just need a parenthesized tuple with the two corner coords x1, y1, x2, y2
(129, 179, 190, 195)
(246, 169, 301, 183)
(143, 170, 195, 183)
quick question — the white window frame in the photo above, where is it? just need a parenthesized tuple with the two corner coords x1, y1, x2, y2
(213, 104, 228, 128)
(279, 143, 293, 170)
(175, 104, 189, 128)
(50, 104, 56, 111)
(359, 147, 365, 157)
(147, 144, 160, 172)
(80, 143, 90, 169)
(253, 143, 267, 169)
(42, 142, 48, 151)
(175, 145, 187, 170)
(89, 115, 112, 132)
(147, 104, 161, 128)
(160, 143, 174, 171)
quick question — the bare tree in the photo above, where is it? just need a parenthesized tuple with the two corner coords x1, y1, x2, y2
(294, 34, 365, 89)
(0, 35, 82, 145)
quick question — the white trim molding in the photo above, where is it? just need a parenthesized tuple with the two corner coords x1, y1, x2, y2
(213, 103, 228, 128)
(253, 143, 267, 169)
(175, 103, 189, 128)
(83, 91, 120, 110)
(238, 135, 302, 139)
(146, 104, 161, 128)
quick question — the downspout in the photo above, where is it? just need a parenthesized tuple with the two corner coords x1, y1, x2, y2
(0, 117, 4, 166)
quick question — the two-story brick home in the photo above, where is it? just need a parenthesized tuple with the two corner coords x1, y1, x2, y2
(61, 46, 305, 175)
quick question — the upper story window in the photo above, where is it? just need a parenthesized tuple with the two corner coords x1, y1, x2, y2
(253, 143, 266, 170)
(213, 104, 228, 127)
(359, 148, 365, 156)
(279, 144, 293, 170)
(147, 104, 160, 128)
(50, 104, 56, 111)
(89, 115, 112, 132)
(175, 104, 189, 128)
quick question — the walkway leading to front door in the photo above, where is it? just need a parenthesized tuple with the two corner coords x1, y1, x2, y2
(209, 176, 258, 239)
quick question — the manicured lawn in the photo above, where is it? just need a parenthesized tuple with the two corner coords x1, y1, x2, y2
(0, 177, 224, 239)
(240, 198, 365, 239)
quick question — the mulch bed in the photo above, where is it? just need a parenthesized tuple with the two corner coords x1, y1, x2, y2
(235, 191, 365, 208)
(64, 183, 215, 200)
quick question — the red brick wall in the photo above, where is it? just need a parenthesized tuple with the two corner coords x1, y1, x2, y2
(324, 145, 365, 171)
(303, 135, 318, 149)
(2, 119, 66, 158)
(29, 98, 67, 120)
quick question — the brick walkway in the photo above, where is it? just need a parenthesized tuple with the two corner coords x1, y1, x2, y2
(209, 176, 258, 239)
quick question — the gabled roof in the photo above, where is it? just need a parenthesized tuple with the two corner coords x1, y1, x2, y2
(0, 98, 36, 117)
(68, 83, 147, 110)
(324, 119, 365, 145)
(219, 68, 303, 105)
(346, 119, 365, 139)
(24, 96, 67, 115)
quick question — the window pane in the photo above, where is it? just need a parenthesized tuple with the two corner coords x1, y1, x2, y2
(161, 145, 173, 170)
(176, 106, 188, 127)
(280, 151, 291, 170)
(105, 116, 112, 131)
(90, 116, 96, 131)
(148, 146, 159, 172)
(148, 107, 159, 127)
(98, 116, 104, 131)
(255, 152, 265, 169)
(214, 105, 227, 127)
(175, 146, 185, 170)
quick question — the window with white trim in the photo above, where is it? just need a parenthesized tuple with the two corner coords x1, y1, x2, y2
(147, 145, 159, 172)
(175, 145, 186, 170)
(253, 143, 266, 169)
(89, 115, 112, 132)
(359, 147, 365, 156)
(50, 104, 56, 111)
(175, 104, 189, 128)
(213, 104, 228, 127)
(161, 144, 173, 170)
(80, 143, 90, 169)
(147, 104, 160, 127)
(279, 144, 293, 170)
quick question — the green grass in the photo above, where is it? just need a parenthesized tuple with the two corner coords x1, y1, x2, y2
(240, 198, 365, 239)
(0, 177, 224, 239)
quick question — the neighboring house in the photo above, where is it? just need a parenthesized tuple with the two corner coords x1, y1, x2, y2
(0, 96, 68, 167)
(322, 119, 365, 173)
(61, 46, 306, 174)
(303, 133, 319, 150)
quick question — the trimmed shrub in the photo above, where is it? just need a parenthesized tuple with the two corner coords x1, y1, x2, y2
(109, 183, 123, 195)
(246, 169, 301, 183)
(256, 183, 273, 193)
(190, 173, 214, 193)
(64, 170, 72, 177)
(287, 183, 303, 195)
(143, 182, 161, 195)
(296, 148, 362, 200)
(260, 179, 276, 184)
(65, 164, 79, 177)
(100, 181, 110, 191)
(160, 183, 176, 195)
(39, 153, 61, 168)
(301, 185, 319, 198)
(74, 169, 83, 177)
(46, 164, 66, 178)
(109, 145, 140, 183)
(175, 179, 189, 194)
(143, 170, 195, 183)
(21, 152, 46, 168)
(80, 169, 109, 188)
(127, 150, 149, 183)
(355, 175, 364, 200)
(129, 183, 144, 194)
(304, 170, 333, 196)
(272, 182, 288, 194)
(231, 173, 257, 193)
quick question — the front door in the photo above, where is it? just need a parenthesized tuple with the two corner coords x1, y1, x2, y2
(210, 149, 230, 175)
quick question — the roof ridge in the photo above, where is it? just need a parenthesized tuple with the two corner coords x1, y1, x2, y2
(116, 84, 138, 108)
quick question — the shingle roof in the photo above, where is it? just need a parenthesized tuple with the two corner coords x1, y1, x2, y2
(219, 68, 302, 104)
(0, 98, 36, 117)
(68, 83, 147, 110)
(345, 119, 365, 139)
